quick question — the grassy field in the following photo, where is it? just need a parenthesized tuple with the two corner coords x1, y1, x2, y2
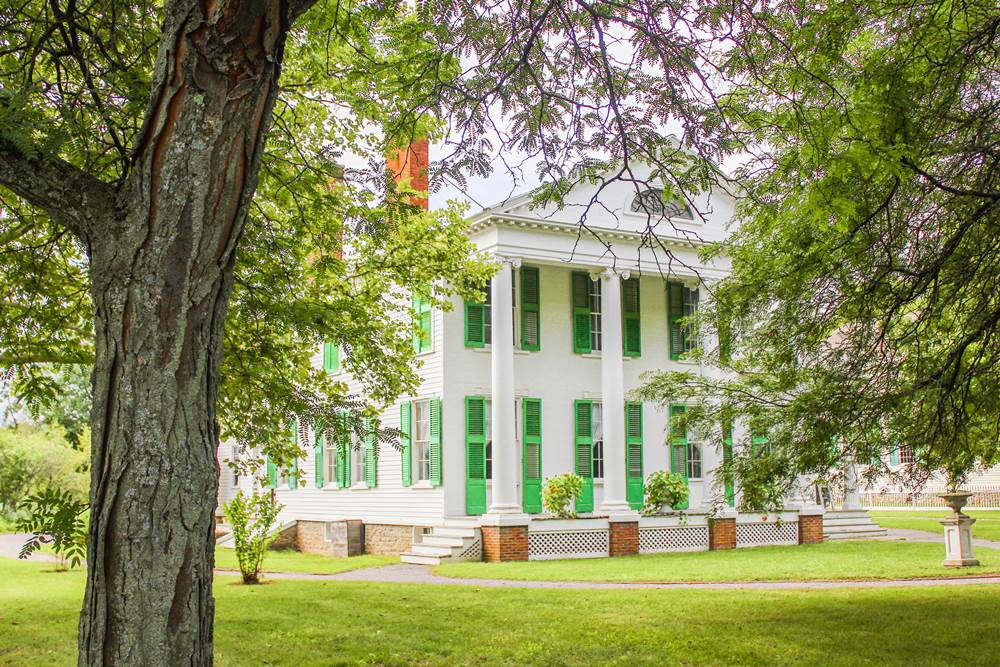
(2, 557, 1000, 666)
(436, 540, 1000, 583)
(214, 547, 397, 574)
(869, 510, 1000, 542)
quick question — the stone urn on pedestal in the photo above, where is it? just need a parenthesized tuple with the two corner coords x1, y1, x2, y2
(938, 491, 979, 567)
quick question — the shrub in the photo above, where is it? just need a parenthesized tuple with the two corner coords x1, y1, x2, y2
(223, 489, 283, 584)
(642, 471, 689, 514)
(17, 487, 89, 568)
(542, 473, 584, 518)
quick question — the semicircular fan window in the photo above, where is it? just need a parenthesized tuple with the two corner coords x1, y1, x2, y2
(629, 188, 693, 220)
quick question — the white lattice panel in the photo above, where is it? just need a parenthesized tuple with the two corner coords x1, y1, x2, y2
(457, 538, 482, 562)
(736, 521, 798, 547)
(529, 530, 609, 560)
(639, 526, 710, 553)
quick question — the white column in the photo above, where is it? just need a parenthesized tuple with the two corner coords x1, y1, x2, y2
(598, 269, 634, 517)
(488, 258, 521, 515)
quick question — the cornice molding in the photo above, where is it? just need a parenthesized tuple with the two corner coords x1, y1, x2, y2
(468, 213, 706, 250)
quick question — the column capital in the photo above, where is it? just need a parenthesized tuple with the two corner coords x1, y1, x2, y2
(494, 254, 522, 269)
(590, 267, 632, 281)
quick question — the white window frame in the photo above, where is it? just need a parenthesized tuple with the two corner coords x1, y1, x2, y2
(592, 402, 604, 479)
(351, 431, 367, 487)
(324, 432, 338, 487)
(687, 442, 703, 480)
(413, 399, 431, 483)
(588, 277, 602, 352)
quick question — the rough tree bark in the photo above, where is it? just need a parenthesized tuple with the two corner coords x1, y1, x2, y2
(0, 0, 326, 663)
(76, 1, 290, 663)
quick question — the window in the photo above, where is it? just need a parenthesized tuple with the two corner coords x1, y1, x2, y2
(629, 188, 694, 220)
(230, 445, 239, 486)
(899, 446, 915, 465)
(592, 403, 604, 479)
(413, 399, 431, 482)
(482, 400, 519, 480)
(352, 431, 366, 485)
(324, 432, 338, 485)
(687, 442, 702, 479)
(466, 273, 520, 348)
(668, 282, 700, 360)
(588, 276, 602, 351)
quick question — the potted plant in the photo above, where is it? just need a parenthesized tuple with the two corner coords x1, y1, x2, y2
(642, 471, 689, 515)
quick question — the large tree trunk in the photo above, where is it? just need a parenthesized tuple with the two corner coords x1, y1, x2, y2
(79, 1, 289, 664)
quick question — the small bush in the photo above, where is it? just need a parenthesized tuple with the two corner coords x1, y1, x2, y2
(642, 471, 689, 514)
(222, 489, 283, 584)
(17, 487, 88, 568)
(542, 473, 584, 518)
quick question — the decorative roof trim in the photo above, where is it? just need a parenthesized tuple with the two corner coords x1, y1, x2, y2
(467, 213, 706, 250)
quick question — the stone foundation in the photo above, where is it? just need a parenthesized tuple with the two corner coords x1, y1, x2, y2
(609, 521, 639, 557)
(798, 513, 824, 545)
(481, 525, 529, 561)
(708, 517, 736, 550)
(364, 523, 415, 555)
(295, 520, 364, 557)
(269, 522, 298, 550)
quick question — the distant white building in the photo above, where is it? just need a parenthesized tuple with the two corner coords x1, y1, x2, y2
(219, 146, 830, 561)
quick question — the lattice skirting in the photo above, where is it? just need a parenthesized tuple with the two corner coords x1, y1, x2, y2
(529, 529, 609, 560)
(638, 525, 710, 553)
(736, 521, 798, 547)
(457, 538, 482, 561)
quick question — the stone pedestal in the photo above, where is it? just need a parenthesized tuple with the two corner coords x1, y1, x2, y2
(797, 509, 824, 545)
(941, 513, 979, 567)
(609, 520, 639, 557)
(708, 516, 736, 550)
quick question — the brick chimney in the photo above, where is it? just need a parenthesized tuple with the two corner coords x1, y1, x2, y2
(386, 138, 429, 211)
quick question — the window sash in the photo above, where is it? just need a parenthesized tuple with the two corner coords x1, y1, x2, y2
(687, 442, 702, 479)
(588, 278, 602, 351)
(413, 399, 431, 481)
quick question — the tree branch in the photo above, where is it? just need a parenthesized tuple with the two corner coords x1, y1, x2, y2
(0, 135, 115, 241)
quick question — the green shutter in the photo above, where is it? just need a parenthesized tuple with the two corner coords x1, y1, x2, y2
(323, 341, 339, 373)
(336, 411, 349, 488)
(723, 423, 735, 507)
(465, 397, 487, 514)
(889, 447, 900, 466)
(364, 417, 377, 487)
(288, 419, 299, 489)
(522, 398, 543, 513)
(751, 429, 769, 458)
(429, 398, 442, 486)
(464, 300, 486, 348)
(572, 272, 592, 354)
(574, 400, 594, 512)
(521, 266, 540, 351)
(622, 277, 641, 357)
(266, 456, 277, 489)
(669, 404, 689, 509)
(400, 402, 412, 487)
(625, 401, 643, 509)
(718, 309, 731, 363)
(667, 281, 684, 360)
(412, 291, 432, 353)
(314, 425, 324, 488)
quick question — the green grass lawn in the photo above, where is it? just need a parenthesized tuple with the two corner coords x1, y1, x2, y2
(213, 547, 397, 575)
(870, 510, 1000, 542)
(436, 540, 1000, 583)
(2, 557, 1000, 666)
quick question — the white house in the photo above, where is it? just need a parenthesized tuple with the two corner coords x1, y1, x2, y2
(219, 146, 828, 562)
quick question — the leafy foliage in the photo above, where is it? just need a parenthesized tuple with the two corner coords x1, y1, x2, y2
(639, 0, 1000, 495)
(642, 471, 689, 514)
(0, 424, 88, 516)
(542, 473, 584, 518)
(16, 487, 88, 568)
(222, 490, 283, 584)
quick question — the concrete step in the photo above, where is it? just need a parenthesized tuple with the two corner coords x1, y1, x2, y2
(421, 536, 466, 548)
(400, 552, 442, 565)
(824, 511, 873, 520)
(823, 515, 880, 525)
(825, 530, 889, 540)
(411, 544, 453, 557)
(824, 524, 887, 534)
(433, 527, 478, 539)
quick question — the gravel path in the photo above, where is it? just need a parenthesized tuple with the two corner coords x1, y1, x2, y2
(885, 527, 1000, 550)
(214, 563, 1000, 590)
(7, 531, 1000, 591)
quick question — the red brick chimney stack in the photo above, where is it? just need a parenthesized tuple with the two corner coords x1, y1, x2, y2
(387, 138, 429, 211)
